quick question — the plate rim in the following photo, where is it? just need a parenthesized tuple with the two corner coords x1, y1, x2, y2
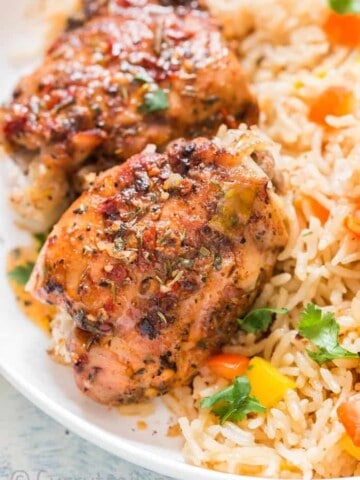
(0, 360, 348, 480)
(0, 360, 254, 480)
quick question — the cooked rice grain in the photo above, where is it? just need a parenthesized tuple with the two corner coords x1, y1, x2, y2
(171, 0, 360, 477)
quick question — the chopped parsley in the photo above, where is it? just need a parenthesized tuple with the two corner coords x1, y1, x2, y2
(200, 376, 266, 424)
(238, 307, 288, 334)
(8, 262, 35, 286)
(138, 89, 169, 114)
(298, 303, 359, 364)
(328, 0, 360, 14)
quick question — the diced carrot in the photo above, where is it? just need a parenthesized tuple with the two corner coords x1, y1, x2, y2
(345, 210, 360, 238)
(304, 197, 330, 224)
(309, 86, 355, 125)
(206, 353, 249, 380)
(338, 399, 360, 447)
(294, 196, 330, 226)
(324, 11, 360, 48)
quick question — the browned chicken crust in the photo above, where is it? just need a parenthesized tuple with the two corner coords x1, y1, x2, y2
(29, 131, 288, 405)
(0, 1, 257, 176)
(81, 0, 205, 19)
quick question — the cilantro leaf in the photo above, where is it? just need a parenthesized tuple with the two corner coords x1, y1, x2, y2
(138, 89, 169, 114)
(298, 303, 359, 364)
(8, 262, 35, 286)
(238, 307, 288, 333)
(200, 376, 266, 424)
(328, 0, 360, 14)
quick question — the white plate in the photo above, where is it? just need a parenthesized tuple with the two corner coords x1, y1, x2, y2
(0, 2, 252, 479)
(0, 3, 349, 480)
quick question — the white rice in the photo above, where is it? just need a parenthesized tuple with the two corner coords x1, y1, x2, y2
(48, 309, 73, 365)
(167, 0, 360, 477)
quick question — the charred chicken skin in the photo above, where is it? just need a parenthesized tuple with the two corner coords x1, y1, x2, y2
(29, 129, 288, 405)
(0, 0, 257, 228)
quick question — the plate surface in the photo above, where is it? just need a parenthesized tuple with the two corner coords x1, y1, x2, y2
(0, 2, 251, 479)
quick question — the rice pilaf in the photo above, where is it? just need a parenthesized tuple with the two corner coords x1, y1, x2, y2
(165, 0, 360, 478)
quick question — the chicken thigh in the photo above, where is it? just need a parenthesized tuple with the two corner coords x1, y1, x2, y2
(29, 127, 288, 405)
(0, 0, 257, 229)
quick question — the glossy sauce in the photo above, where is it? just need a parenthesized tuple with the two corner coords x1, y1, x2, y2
(117, 402, 155, 416)
(7, 244, 55, 334)
(136, 420, 148, 430)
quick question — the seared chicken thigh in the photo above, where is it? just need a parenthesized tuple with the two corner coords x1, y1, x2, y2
(82, 0, 205, 18)
(1, 0, 257, 229)
(29, 128, 288, 405)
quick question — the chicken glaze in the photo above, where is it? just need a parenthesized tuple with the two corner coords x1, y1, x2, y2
(29, 129, 288, 405)
(0, 0, 257, 228)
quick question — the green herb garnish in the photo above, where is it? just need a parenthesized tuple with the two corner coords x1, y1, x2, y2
(238, 307, 288, 333)
(33, 232, 47, 251)
(138, 89, 169, 114)
(8, 262, 35, 286)
(328, 0, 360, 14)
(298, 303, 359, 364)
(200, 376, 266, 424)
(134, 71, 153, 83)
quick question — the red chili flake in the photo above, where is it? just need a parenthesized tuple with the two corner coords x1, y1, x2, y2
(171, 281, 181, 292)
(137, 252, 151, 273)
(3, 116, 27, 140)
(128, 52, 167, 82)
(38, 76, 55, 95)
(107, 263, 127, 284)
(142, 226, 157, 252)
(104, 299, 115, 313)
(115, 163, 135, 187)
(99, 198, 119, 219)
(46, 90, 74, 111)
(131, 52, 158, 70)
(179, 178, 193, 196)
(166, 25, 195, 42)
